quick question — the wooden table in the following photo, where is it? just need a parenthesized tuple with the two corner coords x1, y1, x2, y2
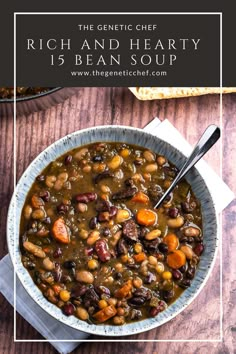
(0, 87, 235, 353)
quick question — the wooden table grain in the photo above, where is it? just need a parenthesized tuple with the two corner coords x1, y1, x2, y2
(0, 87, 235, 354)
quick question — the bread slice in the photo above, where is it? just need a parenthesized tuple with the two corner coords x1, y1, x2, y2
(129, 87, 236, 100)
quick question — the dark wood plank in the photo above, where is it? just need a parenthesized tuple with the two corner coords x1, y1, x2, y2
(0, 88, 235, 354)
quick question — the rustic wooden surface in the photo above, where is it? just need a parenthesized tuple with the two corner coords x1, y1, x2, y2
(0, 87, 235, 353)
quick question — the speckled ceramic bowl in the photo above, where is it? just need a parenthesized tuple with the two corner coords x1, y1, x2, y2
(7, 125, 218, 336)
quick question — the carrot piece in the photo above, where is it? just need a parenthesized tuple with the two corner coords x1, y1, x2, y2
(163, 233, 179, 252)
(52, 218, 70, 244)
(136, 208, 157, 226)
(31, 194, 44, 208)
(133, 252, 147, 263)
(93, 305, 117, 323)
(114, 280, 132, 299)
(52, 284, 62, 295)
(167, 250, 186, 269)
(131, 191, 149, 204)
(42, 246, 51, 254)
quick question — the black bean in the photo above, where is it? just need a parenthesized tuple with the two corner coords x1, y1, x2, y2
(179, 279, 191, 288)
(63, 260, 76, 269)
(36, 175, 45, 182)
(168, 207, 179, 218)
(163, 290, 174, 302)
(128, 296, 146, 306)
(65, 155, 73, 165)
(95, 285, 111, 296)
(130, 309, 142, 320)
(93, 155, 103, 162)
(158, 242, 168, 254)
(138, 227, 148, 239)
(124, 178, 135, 187)
(144, 272, 156, 284)
(181, 201, 197, 213)
(179, 263, 188, 273)
(134, 287, 152, 300)
(102, 227, 111, 237)
(186, 267, 195, 279)
(62, 303, 75, 316)
(83, 288, 99, 307)
(89, 216, 98, 229)
(43, 217, 51, 224)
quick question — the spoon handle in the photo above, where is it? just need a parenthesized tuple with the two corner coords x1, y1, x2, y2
(154, 125, 221, 209)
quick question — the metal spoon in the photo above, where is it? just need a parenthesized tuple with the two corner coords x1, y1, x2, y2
(154, 125, 221, 209)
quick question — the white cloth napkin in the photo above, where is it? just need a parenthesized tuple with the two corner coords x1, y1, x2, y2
(0, 118, 234, 354)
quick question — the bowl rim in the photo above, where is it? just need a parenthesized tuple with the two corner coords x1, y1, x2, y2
(0, 87, 62, 103)
(7, 124, 218, 337)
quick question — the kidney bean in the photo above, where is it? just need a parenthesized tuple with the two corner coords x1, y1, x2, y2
(117, 239, 128, 255)
(64, 155, 72, 165)
(194, 243, 204, 256)
(95, 198, 110, 212)
(53, 247, 62, 258)
(75, 192, 97, 204)
(39, 190, 50, 202)
(57, 203, 69, 214)
(168, 207, 179, 218)
(123, 219, 138, 242)
(94, 171, 114, 184)
(85, 247, 94, 256)
(71, 283, 88, 298)
(62, 303, 75, 316)
(172, 269, 182, 280)
(149, 300, 167, 317)
(95, 239, 111, 262)
(109, 206, 118, 218)
(89, 216, 98, 229)
(112, 186, 137, 201)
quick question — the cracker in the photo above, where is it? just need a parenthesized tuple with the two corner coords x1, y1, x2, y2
(129, 87, 236, 100)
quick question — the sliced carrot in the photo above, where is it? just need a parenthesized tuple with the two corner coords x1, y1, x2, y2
(93, 305, 117, 323)
(163, 233, 179, 252)
(52, 284, 62, 295)
(136, 208, 157, 226)
(133, 252, 147, 263)
(167, 250, 186, 269)
(114, 280, 132, 299)
(52, 218, 70, 244)
(31, 194, 44, 208)
(42, 246, 51, 254)
(131, 191, 149, 204)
